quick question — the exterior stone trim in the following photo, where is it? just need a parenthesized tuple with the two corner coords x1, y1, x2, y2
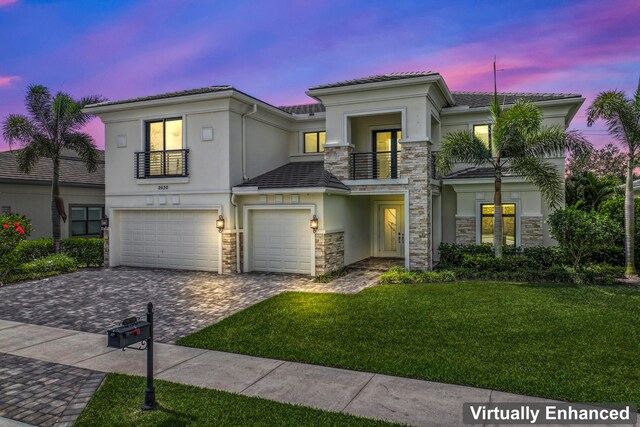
(324, 145, 352, 181)
(221, 231, 237, 274)
(521, 216, 544, 247)
(315, 231, 345, 275)
(456, 216, 476, 245)
(103, 229, 109, 267)
(400, 140, 432, 271)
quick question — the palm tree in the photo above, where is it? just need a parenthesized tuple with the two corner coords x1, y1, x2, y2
(437, 95, 589, 258)
(587, 81, 640, 276)
(565, 171, 621, 211)
(2, 85, 104, 253)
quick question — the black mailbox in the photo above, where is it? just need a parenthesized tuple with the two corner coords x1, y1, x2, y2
(107, 319, 150, 349)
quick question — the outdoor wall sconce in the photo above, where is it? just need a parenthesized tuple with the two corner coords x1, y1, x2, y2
(310, 215, 319, 233)
(216, 215, 225, 233)
(100, 216, 109, 229)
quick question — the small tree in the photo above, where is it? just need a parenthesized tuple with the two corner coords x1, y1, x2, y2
(547, 208, 621, 268)
(0, 213, 32, 282)
(2, 85, 103, 253)
(587, 81, 640, 276)
(565, 171, 621, 211)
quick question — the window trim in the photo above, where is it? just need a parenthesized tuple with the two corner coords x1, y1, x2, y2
(302, 131, 326, 153)
(478, 202, 518, 247)
(69, 204, 105, 238)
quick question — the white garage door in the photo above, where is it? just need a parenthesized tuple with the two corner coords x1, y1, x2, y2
(250, 209, 312, 274)
(119, 210, 219, 271)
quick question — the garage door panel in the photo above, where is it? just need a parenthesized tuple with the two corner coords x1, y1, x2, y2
(250, 210, 312, 274)
(119, 210, 219, 272)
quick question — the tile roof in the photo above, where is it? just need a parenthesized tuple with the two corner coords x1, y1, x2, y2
(86, 86, 234, 108)
(278, 103, 326, 115)
(451, 92, 582, 108)
(0, 149, 105, 187)
(237, 161, 349, 191)
(309, 72, 438, 90)
(442, 167, 517, 180)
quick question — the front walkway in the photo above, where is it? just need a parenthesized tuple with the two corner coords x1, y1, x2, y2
(2, 320, 626, 427)
(0, 267, 375, 343)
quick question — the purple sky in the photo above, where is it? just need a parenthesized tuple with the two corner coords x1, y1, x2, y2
(1, 0, 639, 150)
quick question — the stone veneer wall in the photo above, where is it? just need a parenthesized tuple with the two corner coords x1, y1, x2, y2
(324, 145, 352, 181)
(399, 140, 431, 271)
(520, 216, 544, 247)
(103, 229, 109, 267)
(221, 231, 237, 274)
(456, 216, 476, 245)
(315, 231, 344, 275)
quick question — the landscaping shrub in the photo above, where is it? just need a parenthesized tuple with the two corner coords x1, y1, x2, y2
(461, 254, 538, 271)
(0, 214, 32, 279)
(380, 268, 457, 284)
(60, 238, 103, 267)
(575, 264, 625, 286)
(20, 254, 78, 275)
(521, 246, 567, 268)
(449, 266, 576, 284)
(547, 208, 622, 268)
(438, 243, 493, 267)
(599, 196, 640, 266)
(13, 238, 54, 263)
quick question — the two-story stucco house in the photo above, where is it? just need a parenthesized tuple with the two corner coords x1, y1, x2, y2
(85, 72, 583, 275)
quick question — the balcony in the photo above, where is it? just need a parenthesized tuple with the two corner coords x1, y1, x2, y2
(350, 151, 401, 180)
(135, 149, 189, 179)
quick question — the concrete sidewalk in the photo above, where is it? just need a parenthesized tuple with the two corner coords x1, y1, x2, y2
(0, 319, 633, 427)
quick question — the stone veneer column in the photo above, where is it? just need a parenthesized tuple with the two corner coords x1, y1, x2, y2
(400, 140, 431, 271)
(314, 232, 345, 275)
(221, 231, 238, 274)
(323, 144, 352, 181)
(520, 216, 544, 247)
(455, 217, 476, 244)
(103, 229, 109, 267)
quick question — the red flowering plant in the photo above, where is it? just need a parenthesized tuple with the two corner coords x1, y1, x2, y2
(0, 213, 32, 261)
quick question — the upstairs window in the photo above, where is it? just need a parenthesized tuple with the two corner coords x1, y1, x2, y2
(304, 131, 326, 153)
(145, 118, 184, 176)
(473, 124, 491, 150)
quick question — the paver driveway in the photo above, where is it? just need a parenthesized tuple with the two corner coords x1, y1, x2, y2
(0, 267, 373, 343)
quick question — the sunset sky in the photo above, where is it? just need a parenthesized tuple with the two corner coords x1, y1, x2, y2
(1, 0, 639, 150)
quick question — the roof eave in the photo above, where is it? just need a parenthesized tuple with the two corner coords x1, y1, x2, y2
(305, 74, 443, 99)
(232, 186, 349, 195)
(441, 96, 585, 116)
(83, 90, 237, 114)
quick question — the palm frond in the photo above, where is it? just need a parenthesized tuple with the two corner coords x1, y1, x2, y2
(2, 114, 39, 146)
(62, 132, 99, 172)
(25, 84, 53, 138)
(510, 156, 564, 208)
(15, 136, 52, 173)
(436, 130, 492, 176)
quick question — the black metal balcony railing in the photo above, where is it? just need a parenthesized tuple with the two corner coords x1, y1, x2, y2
(135, 149, 189, 179)
(350, 151, 401, 180)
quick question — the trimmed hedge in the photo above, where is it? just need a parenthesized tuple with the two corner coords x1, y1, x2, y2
(461, 254, 539, 271)
(381, 265, 623, 286)
(438, 243, 567, 269)
(20, 254, 78, 275)
(14, 238, 55, 263)
(61, 238, 103, 267)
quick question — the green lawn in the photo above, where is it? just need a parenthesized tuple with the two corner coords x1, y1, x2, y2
(178, 282, 640, 405)
(75, 373, 398, 426)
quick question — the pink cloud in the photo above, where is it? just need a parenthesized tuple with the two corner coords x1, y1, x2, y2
(0, 75, 21, 87)
(0, 0, 17, 7)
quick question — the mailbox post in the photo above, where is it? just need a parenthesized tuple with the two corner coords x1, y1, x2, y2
(107, 302, 159, 411)
(141, 302, 158, 411)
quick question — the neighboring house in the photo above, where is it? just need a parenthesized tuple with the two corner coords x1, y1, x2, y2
(0, 150, 105, 239)
(85, 72, 583, 275)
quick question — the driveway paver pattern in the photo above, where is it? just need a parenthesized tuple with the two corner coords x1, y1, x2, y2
(0, 353, 104, 427)
(0, 267, 377, 343)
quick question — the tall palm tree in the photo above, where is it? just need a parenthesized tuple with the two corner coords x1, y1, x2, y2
(587, 81, 640, 276)
(437, 95, 589, 258)
(2, 85, 104, 253)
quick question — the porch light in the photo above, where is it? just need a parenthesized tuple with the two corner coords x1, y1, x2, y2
(310, 215, 319, 233)
(216, 215, 225, 233)
(100, 216, 109, 229)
